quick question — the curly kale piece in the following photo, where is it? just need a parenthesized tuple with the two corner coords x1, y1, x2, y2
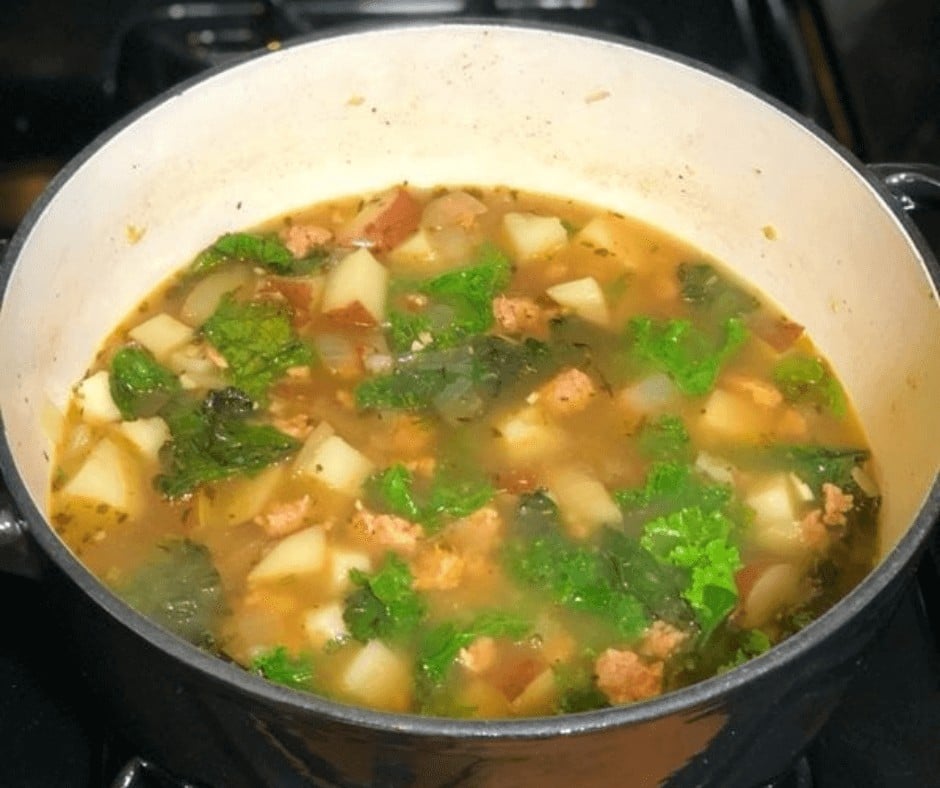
(343, 553, 427, 643)
(628, 315, 748, 396)
(251, 646, 316, 691)
(202, 293, 313, 401)
(773, 353, 847, 417)
(677, 262, 759, 320)
(156, 387, 299, 498)
(109, 345, 181, 420)
(116, 539, 224, 648)
(190, 232, 327, 277)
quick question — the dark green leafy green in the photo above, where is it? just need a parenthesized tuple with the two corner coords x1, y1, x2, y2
(636, 415, 692, 462)
(109, 346, 181, 420)
(628, 315, 748, 396)
(343, 553, 426, 643)
(417, 611, 530, 688)
(202, 293, 313, 401)
(250, 646, 316, 691)
(553, 660, 610, 714)
(116, 539, 223, 648)
(614, 461, 733, 529)
(726, 443, 869, 494)
(385, 243, 512, 353)
(677, 263, 759, 319)
(640, 507, 742, 634)
(716, 629, 772, 674)
(365, 463, 494, 533)
(156, 387, 300, 498)
(191, 232, 327, 277)
(773, 354, 846, 416)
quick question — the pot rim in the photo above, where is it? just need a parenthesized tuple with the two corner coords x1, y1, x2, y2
(1, 17, 938, 741)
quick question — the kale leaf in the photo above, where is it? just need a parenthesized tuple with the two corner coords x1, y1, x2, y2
(343, 553, 426, 643)
(636, 415, 692, 462)
(109, 345, 181, 420)
(677, 263, 759, 319)
(156, 387, 300, 498)
(744, 443, 869, 493)
(614, 461, 733, 529)
(640, 506, 742, 634)
(773, 353, 847, 417)
(250, 646, 316, 691)
(116, 539, 224, 648)
(191, 232, 327, 277)
(202, 293, 313, 401)
(365, 463, 493, 533)
(553, 660, 610, 714)
(416, 611, 530, 688)
(628, 315, 748, 396)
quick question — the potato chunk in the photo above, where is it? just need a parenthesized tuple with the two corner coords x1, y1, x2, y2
(547, 466, 622, 537)
(340, 640, 412, 712)
(545, 277, 610, 326)
(75, 370, 121, 424)
(295, 425, 374, 496)
(247, 525, 327, 585)
(117, 417, 170, 460)
(502, 212, 567, 262)
(128, 313, 194, 360)
(321, 248, 388, 326)
(62, 438, 135, 513)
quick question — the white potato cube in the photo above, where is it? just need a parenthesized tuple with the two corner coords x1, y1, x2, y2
(247, 526, 327, 585)
(117, 417, 170, 461)
(63, 438, 135, 513)
(494, 405, 566, 462)
(75, 370, 121, 424)
(547, 466, 622, 537)
(502, 212, 568, 262)
(695, 451, 736, 485)
(738, 563, 804, 629)
(321, 247, 388, 326)
(129, 313, 194, 360)
(340, 640, 412, 712)
(295, 429, 374, 497)
(198, 465, 285, 529)
(618, 373, 681, 415)
(546, 277, 610, 326)
(329, 548, 372, 593)
(746, 474, 805, 556)
(699, 388, 767, 440)
(303, 602, 349, 649)
(387, 229, 437, 269)
(574, 217, 632, 267)
(509, 668, 557, 716)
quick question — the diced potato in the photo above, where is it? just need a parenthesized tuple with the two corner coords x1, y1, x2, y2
(509, 668, 557, 716)
(247, 525, 327, 585)
(695, 451, 736, 485)
(618, 373, 681, 415)
(387, 228, 437, 269)
(699, 388, 768, 441)
(545, 277, 610, 326)
(303, 602, 348, 649)
(746, 474, 805, 556)
(457, 679, 511, 718)
(197, 465, 285, 529)
(117, 416, 170, 460)
(340, 640, 412, 712)
(502, 212, 568, 262)
(494, 405, 567, 462)
(574, 216, 632, 267)
(547, 466, 622, 537)
(328, 548, 372, 593)
(294, 426, 374, 496)
(129, 313, 194, 360)
(75, 370, 121, 424)
(321, 248, 388, 326)
(738, 563, 804, 629)
(62, 438, 135, 513)
(180, 264, 252, 326)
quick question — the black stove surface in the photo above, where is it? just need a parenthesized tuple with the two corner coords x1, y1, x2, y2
(1, 2, 939, 786)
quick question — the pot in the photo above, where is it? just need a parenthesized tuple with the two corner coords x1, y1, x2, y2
(1, 21, 938, 788)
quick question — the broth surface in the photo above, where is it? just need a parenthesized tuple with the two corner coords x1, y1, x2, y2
(49, 185, 879, 717)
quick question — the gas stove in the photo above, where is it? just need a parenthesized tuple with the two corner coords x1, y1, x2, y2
(1, 2, 938, 786)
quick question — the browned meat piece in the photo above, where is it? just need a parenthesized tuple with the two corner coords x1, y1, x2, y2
(492, 294, 543, 335)
(595, 648, 664, 704)
(279, 223, 332, 258)
(638, 621, 688, 661)
(540, 367, 597, 416)
(254, 495, 311, 537)
(411, 544, 464, 591)
(352, 508, 423, 553)
(457, 636, 497, 674)
(821, 482, 854, 526)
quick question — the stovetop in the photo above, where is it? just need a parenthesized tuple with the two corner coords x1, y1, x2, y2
(1, 2, 939, 786)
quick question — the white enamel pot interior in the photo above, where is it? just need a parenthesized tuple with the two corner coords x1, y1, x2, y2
(1, 20, 939, 786)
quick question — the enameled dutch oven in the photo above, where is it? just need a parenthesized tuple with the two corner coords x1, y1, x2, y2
(1, 22, 939, 788)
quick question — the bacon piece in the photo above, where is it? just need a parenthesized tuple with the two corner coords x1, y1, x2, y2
(335, 187, 421, 252)
(594, 648, 664, 704)
(540, 367, 597, 416)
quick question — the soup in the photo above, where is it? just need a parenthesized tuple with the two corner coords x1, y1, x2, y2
(48, 185, 879, 717)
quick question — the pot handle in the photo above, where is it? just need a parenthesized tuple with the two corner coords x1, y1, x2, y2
(0, 486, 43, 579)
(869, 162, 940, 213)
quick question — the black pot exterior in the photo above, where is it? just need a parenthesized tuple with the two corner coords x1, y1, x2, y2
(47, 545, 916, 788)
